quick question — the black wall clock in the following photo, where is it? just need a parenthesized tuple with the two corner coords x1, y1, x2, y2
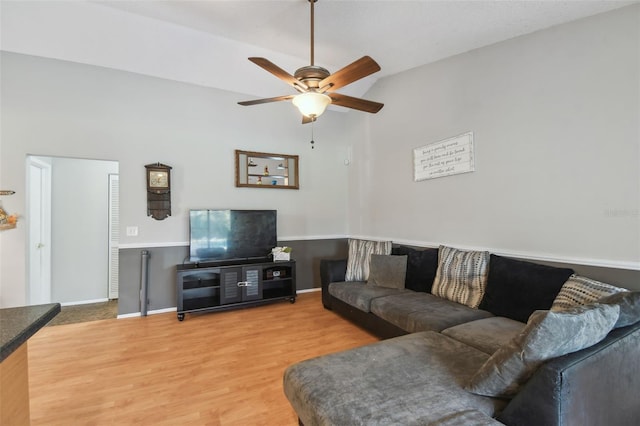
(145, 163, 172, 220)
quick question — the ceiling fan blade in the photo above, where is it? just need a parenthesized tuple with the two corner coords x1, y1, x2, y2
(319, 56, 381, 92)
(328, 93, 384, 114)
(238, 95, 294, 106)
(248, 57, 308, 91)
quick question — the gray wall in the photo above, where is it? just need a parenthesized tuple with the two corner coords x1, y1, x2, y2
(119, 245, 188, 315)
(349, 6, 639, 270)
(117, 238, 637, 316)
(118, 238, 348, 315)
(536, 260, 640, 292)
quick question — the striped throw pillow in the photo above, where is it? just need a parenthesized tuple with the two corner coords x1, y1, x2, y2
(345, 239, 392, 282)
(432, 245, 490, 308)
(551, 275, 626, 311)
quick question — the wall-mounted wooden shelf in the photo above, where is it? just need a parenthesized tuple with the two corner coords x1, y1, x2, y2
(0, 223, 16, 231)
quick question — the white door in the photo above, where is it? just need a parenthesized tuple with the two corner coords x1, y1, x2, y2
(108, 174, 120, 300)
(27, 157, 52, 305)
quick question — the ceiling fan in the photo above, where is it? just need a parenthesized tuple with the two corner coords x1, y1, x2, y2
(238, 0, 384, 123)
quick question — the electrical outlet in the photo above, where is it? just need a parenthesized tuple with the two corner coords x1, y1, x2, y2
(126, 226, 138, 237)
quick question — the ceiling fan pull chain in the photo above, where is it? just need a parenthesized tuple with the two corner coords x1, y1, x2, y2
(310, 119, 315, 149)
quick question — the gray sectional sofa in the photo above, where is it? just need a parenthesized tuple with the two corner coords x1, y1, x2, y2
(283, 244, 640, 426)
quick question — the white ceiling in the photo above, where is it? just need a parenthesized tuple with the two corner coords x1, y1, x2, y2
(96, 0, 633, 77)
(2, 0, 636, 102)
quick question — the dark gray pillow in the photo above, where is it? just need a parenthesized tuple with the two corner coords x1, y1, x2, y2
(367, 255, 407, 289)
(599, 291, 640, 328)
(465, 303, 620, 398)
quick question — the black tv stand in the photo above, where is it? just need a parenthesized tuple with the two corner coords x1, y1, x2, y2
(175, 259, 296, 321)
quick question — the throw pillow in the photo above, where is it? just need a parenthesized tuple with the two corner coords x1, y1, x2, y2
(465, 303, 620, 398)
(345, 239, 392, 282)
(367, 255, 407, 289)
(551, 274, 626, 311)
(599, 291, 640, 328)
(431, 245, 490, 309)
(391, 246, 439, 293)
(478, 255, 574, 323)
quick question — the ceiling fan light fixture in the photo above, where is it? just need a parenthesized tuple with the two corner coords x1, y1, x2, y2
(292, 92, 331, 118)
(238, 0, 383, 123)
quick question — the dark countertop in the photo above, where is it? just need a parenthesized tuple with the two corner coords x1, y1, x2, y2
(0, 303, 61, 362)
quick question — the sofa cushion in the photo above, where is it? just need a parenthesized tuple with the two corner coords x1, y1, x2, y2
(466, 303, 620, 398)
(370, 292, 493, 333)
(442, 317, 526, 355)
(328, 281, 402, 313)
(367, 254, 407, 289)
(391, 245, 439, 293)
(432, 245, 490, 308)
(284, 331, 506, 426)
(478, 254, 574, 323)
(345, 239, 392, 282)
(551, 274, 626, 311)
(599, 291, 640, 328)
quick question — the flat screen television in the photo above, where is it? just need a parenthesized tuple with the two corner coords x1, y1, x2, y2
(189, 209, 277, 263)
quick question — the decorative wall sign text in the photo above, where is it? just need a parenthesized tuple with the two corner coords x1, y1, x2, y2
(413, 132, 475, 181)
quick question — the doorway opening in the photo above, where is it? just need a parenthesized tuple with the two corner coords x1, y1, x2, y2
(27, 156, 119, 320)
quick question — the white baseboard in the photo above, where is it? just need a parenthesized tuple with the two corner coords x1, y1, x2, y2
(297, 288, 321, 294)
(117, 306, 177, 319)
(61, 298, 109, 307)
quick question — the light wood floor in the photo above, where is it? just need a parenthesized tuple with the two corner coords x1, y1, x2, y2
(28, 292, 378, 425)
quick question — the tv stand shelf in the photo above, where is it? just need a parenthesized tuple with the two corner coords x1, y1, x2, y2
(176, 260, 296, 321)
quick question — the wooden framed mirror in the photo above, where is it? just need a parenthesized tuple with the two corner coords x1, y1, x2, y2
(235, 150, 299, 189)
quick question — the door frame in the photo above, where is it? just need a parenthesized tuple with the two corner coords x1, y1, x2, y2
(108, 173, 120, 300)
(26, 156, 52, 304)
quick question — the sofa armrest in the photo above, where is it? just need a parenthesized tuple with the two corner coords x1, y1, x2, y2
(320, 258, 347, 309)
(498, 322, 640, 426)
